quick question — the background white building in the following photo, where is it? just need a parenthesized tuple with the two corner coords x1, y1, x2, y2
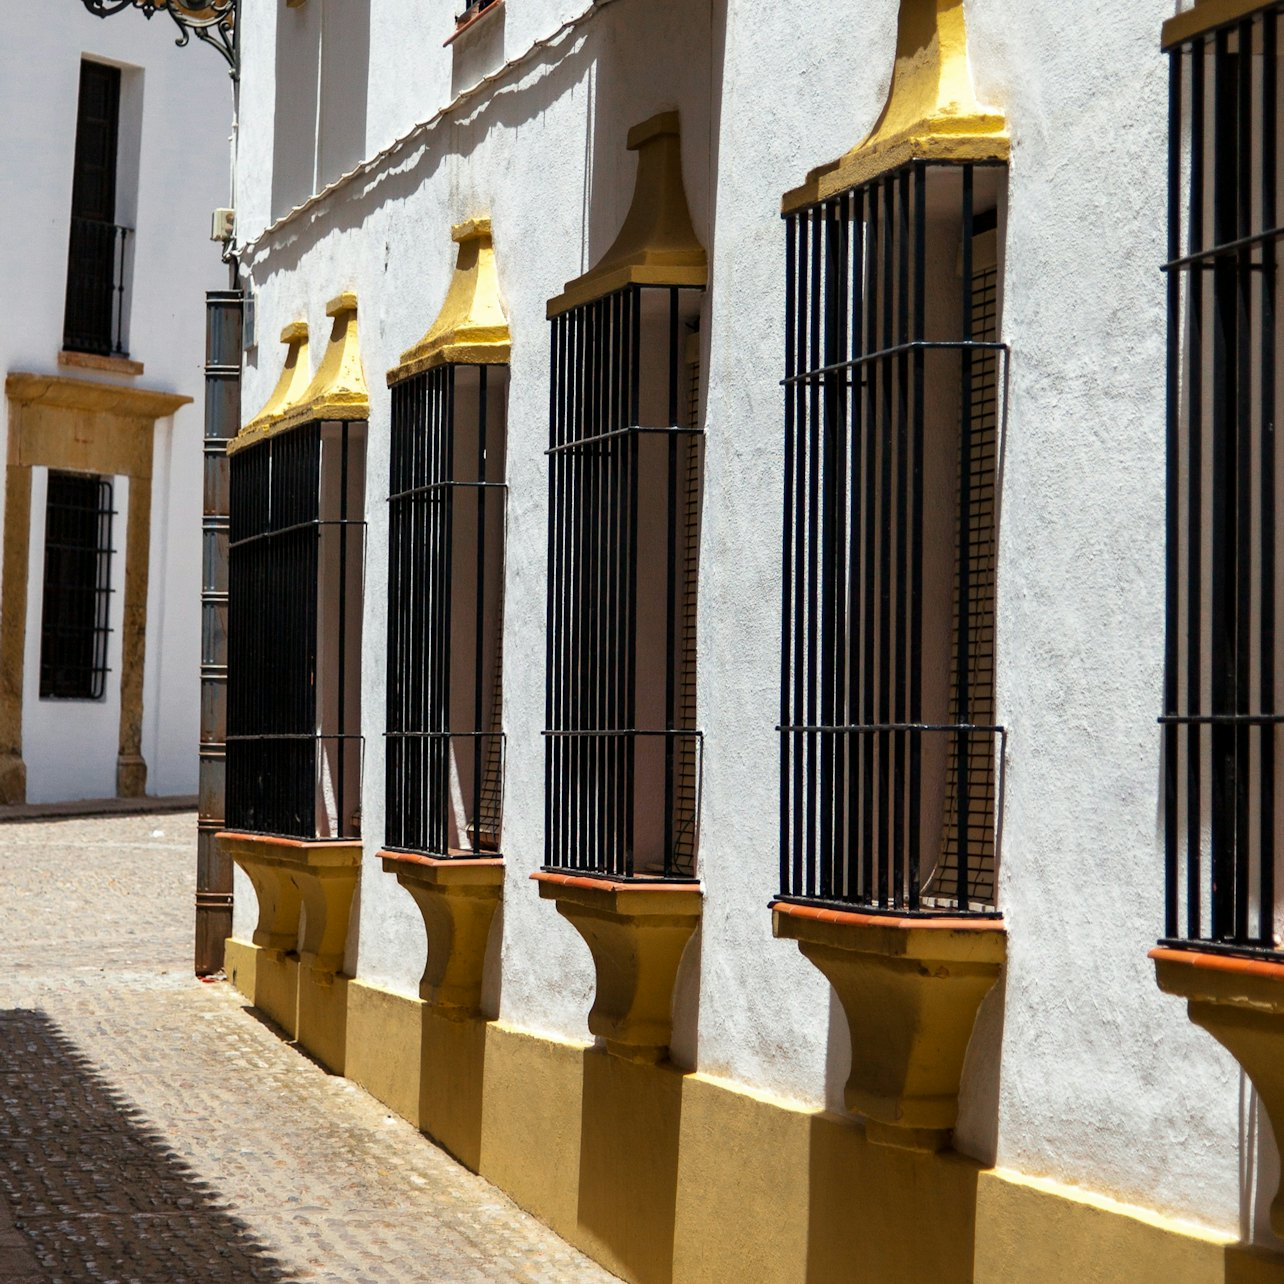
(0, 4, 229, 805)
(218, 0, 1284, 1280)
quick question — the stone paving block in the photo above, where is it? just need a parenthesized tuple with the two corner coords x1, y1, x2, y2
(0, 812, 614, 1283)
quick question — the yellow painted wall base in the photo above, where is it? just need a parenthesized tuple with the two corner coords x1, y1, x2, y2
(223, 942, 1284, 1283)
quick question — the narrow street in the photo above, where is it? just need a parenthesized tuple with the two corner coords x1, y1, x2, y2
(0, 811, 612, 1283)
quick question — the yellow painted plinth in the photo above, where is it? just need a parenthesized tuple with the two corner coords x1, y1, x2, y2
(226, 938, 299, 1039)
(297, 966, 348, 1074)
(242, 972, 1284, 1284)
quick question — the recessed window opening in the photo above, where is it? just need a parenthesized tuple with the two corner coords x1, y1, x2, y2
(226, 421, 367, 839)
(385, 364, 509, 857)
(780, 161, 1009, 916)
(545, 284, 705, 881)
(64, 60, 131, 357)
(39, 472, 115, 702)
(1163, 7, 1284, 958)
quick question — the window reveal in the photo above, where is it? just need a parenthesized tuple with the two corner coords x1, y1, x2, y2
(226, 421, 366, 839)
(545, 285, 704, 880)
(1163, 7, 1284, 956)
(780, 162, 1008, 915)
(385, 364, 508, 857)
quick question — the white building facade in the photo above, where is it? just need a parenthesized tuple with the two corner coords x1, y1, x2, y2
(220, 0, 1284, 1279)
(0, 5, 229, 805)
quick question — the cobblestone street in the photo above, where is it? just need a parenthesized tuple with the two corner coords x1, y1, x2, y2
(0, 811, 613, 1283)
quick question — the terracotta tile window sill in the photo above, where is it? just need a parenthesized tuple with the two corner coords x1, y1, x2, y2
(446, 0, 503, 47)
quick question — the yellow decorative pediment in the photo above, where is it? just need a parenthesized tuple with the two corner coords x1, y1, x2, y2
(547, 112, 707, 318)
(275, 292, 369, 432)
(228, 321, 310, 454)
(783, 0, 1009, 214)
(388, 219, 511, 385)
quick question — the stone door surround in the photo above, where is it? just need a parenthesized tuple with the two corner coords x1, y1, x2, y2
(1, 373, 191, 805)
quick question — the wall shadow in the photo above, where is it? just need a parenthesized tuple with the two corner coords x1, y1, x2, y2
(577, 1048, 685, 1284)
(420, 1008, 488, 1173)
(0, 1008, 289, 1282)
(806, 1114, 980, 1283)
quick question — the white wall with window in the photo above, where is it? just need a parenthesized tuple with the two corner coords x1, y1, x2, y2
(0, 7, 228, 804)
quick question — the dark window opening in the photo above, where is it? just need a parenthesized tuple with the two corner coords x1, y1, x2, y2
(64, 60, 131, 358)
(780, 161, 1008, 917)
(1163, 8, 1284, 958)
(39, 472, 115, 702)
(454, 0, 500, 32)
(226, 421, 367, 840)
(385, 364, 508, 857)
(545, 285, 705, 881)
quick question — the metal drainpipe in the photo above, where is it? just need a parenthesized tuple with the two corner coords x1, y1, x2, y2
(194, 285, 242, 975)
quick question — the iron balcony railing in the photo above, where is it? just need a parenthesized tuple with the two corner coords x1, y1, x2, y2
(63, 216, 131, 358)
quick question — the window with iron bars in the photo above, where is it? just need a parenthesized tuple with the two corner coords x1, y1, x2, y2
(1163, 6, 1284, 958)
(39, 472, 115, 702)
(226, 421, 366, 840)
(780, 161, 1008, 916)
(545, 285, 704, 881)
(385, 364, 508, 857)
(64, 60, 131, 358)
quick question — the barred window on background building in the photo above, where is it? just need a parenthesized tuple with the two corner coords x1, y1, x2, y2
(385, 364, 508, 857)
(1163, 6, 1284, 956)
(226, 422, 366, 839)
(39, 471, 115, 701)
(780, 161, 1008, 915)
(545, 285, 705, 880)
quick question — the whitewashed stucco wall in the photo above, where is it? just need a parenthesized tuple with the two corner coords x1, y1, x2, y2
(231, 0, 1265, 1244)
(0, 8, 229, 801)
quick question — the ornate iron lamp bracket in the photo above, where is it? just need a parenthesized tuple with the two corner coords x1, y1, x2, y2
(78, 0, 238, 77)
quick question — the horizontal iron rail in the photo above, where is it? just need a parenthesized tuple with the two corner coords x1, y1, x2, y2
(781, 339, 1009, 387)
(546, 423, 705, 455)
(779, 722, 1005, 735)
(1163, 221, 1284, 271)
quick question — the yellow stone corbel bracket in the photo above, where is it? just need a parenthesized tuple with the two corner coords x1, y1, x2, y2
(381, 851, 504, 1017)
(219, 831, 361, 973)
(272, 840, 363, 974)
(389, 220, 511, 385)
(227, 321, 309, 457)
(774, 901, 1005, 1151)
(218, 831, 303, 952)
(1152, 946, 1284, 1235)
(783, 0, 1009, 213)
(547, 112, 708, 318)
(534, 871, 702, 1062)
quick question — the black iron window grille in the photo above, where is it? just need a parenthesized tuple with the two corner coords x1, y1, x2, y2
(545, 285, 705, 880)
(63, 61, 132, 358)
(39, 472, 115, 701)
(779, 161, 1009, 916)
(226, 421, 367, 839)
(1163, 7, 1284, 958)
(386, 364, 508, 857)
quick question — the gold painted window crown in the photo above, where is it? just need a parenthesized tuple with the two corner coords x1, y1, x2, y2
(389, 219, 511, 385)
(547, 111, 707, 317)
(783, 0, 1008, 213)
(231, 294, 370, 455)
